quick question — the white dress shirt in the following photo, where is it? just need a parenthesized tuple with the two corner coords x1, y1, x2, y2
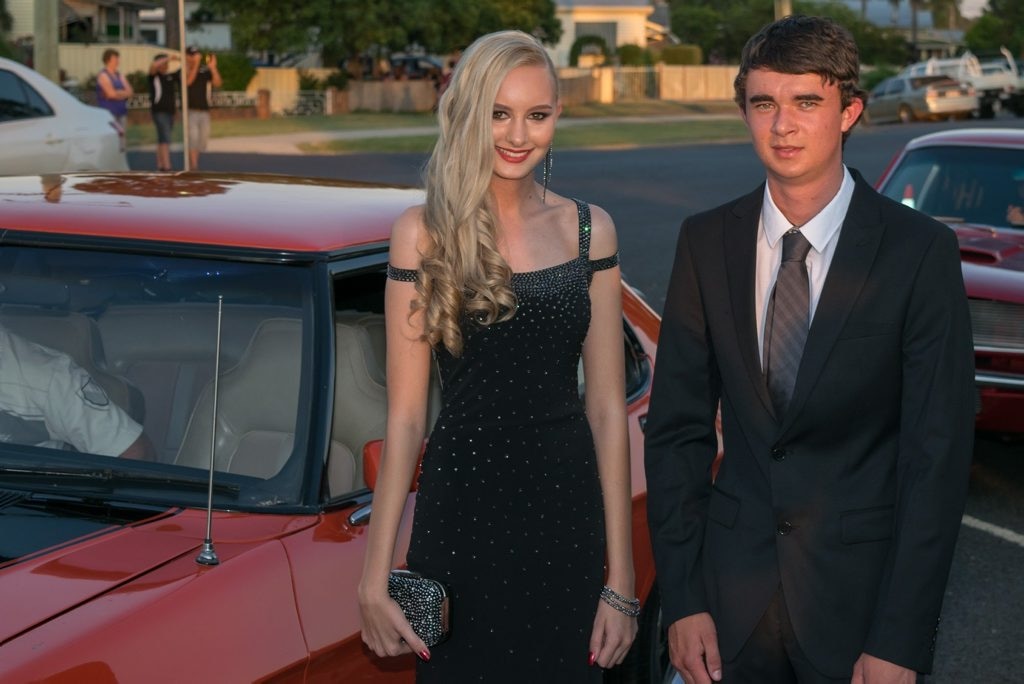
(756, 166, 855, 367)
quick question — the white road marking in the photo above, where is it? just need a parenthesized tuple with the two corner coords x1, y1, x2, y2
(962, 514, 1024, 548)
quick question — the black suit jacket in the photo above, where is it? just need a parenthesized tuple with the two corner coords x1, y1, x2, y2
(644, 170, 975, 676)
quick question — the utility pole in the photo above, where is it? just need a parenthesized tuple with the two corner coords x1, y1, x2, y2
(33, 0, 60, 82)
(774, 0, 793, 20)
(178, 0, 190, 171)
(164, 0, 179, 52)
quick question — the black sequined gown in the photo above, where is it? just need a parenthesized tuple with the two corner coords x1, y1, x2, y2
(392, 201, 618, 683)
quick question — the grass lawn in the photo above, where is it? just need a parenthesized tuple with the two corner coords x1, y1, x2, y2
(562, 100, 739, 118)
(298, 119, 750, 154)
(126, 111, 437, 148)
(127, 100, 747, 152)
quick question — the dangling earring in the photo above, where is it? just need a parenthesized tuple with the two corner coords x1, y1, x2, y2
(542, 145, 553, 204)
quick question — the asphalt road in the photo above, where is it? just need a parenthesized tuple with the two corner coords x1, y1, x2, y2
(128, 115, 1024, 681)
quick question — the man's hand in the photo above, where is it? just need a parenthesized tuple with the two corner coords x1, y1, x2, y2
(851, 653, 916, 684)
(1007, 204, 1024, 226)
(668, 613, 722, 684)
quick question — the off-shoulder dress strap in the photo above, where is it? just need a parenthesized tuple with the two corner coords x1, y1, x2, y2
(386, 264, 418, 282)
(572, 198, 619, 275)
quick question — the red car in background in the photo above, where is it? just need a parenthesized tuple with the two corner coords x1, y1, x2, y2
(876, 128, 1024, 433)
(0, 173, 673, 682)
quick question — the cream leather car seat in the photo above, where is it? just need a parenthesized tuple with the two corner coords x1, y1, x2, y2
(174, 317, 301, 478)
(327, 313, 388, 495)
(327, 312, 442, 497)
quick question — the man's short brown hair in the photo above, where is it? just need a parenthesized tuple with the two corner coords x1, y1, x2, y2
(734, 15, 866, 117)
(102, 48, 119, 65)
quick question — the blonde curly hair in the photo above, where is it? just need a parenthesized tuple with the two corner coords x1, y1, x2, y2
(415, 30, 558, 356)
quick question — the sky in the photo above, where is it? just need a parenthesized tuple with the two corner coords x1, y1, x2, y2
(960, 0, 988, 19)
(839, 0, 988, 24)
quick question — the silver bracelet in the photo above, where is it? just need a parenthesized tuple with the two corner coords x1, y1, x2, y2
(600, 585, 641, 617)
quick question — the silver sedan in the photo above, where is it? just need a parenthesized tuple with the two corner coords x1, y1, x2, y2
(864, 74, 978, 124)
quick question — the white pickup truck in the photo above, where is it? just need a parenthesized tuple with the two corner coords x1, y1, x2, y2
(900, 47, 1021, 119)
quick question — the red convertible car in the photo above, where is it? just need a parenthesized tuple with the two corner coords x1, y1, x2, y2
(876, 127, 1024, 433)
(0, 173, 670, 682)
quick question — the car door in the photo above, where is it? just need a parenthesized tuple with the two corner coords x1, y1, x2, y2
(0, 68, 70, 175)
(868, 78, 893, 123)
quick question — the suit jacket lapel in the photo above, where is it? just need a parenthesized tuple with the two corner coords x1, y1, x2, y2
(780, 172, 886, 435)
(724, 184, 778, 422)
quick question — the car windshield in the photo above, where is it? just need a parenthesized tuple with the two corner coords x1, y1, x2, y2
(880, 144, 1024, 229)
(0, 245, 315, 509)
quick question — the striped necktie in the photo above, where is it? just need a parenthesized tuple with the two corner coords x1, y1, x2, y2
(764, 229, 812, 415)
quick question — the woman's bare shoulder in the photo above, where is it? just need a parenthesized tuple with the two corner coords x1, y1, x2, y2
(390, 204, 430, 268)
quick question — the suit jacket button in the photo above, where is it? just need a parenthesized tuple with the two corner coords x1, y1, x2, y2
(777, 521, 793, 535)
(771, 446, 787, 461)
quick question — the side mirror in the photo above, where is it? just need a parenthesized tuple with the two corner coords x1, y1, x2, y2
(362, 439, 426, 492)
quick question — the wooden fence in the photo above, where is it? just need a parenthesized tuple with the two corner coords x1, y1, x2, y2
(79, 63, 740, 117)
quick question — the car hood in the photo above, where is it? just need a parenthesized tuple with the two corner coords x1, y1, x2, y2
(952, 224, 1024, 272)
(0, 497, 314, 645)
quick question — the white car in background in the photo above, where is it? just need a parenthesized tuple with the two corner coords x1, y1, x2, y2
(0, 57, 128, 175)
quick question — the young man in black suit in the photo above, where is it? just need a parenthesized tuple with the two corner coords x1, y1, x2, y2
(645, 15, 974, 684)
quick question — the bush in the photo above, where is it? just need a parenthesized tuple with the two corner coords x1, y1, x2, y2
(860, 65, 898, 94)
(617, 44, 651, 67)
(659, 44, 703, 66)
(324, 69, 348, 90)
(214, 51, 256, 91)
(569, 35, 611, 67)
(126, 70, 148, 94)
(298, 69, 323, 90)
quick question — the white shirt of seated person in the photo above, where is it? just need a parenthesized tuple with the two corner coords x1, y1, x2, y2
(0, 327, 142, 457)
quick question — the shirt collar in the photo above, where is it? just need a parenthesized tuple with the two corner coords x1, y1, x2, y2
(762, 166, 855, 253)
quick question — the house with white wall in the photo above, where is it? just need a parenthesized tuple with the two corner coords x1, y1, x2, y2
(551, 0, 655, 67)
(8, 0, 155, 44)
(138, 1, 232, 50)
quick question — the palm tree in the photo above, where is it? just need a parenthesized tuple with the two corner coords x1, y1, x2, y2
(890, 0, 920, 60)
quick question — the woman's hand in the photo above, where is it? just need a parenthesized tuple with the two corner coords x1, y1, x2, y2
(588, 596, 639, 668)
(359, 584, 431, 661)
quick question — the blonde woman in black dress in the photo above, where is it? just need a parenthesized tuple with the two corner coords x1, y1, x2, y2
(359, 30, 637, 682)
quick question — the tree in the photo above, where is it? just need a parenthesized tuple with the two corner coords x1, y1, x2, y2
(965, 0, 1024, 56)
(0, 0, 13, 59)
(164, 0, 180, 51)
(198, 0, 560, 67)
(667, 0, 907, 66)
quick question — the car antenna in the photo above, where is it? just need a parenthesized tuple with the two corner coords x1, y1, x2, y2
(196, 295, 224, 566)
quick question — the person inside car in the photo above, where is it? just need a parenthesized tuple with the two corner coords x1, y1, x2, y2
(1005, 168, 1024, 226)
(0, 325, 154, 460)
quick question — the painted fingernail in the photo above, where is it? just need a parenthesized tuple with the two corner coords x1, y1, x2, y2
(588, 652, 596, 666)
(419, 650, 431, 661)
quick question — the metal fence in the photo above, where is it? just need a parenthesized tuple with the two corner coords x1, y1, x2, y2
(614, 67, 659, 101)
(80, 91, 256, 110)
(282, 91, 327, 116)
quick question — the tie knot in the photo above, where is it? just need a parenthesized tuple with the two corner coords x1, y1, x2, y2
(782, 229, 812, 262)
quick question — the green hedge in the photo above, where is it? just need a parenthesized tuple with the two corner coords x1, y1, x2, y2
(659, 44, 703, 66)
(617, 44, 652, 66)
(860, 65, 898, 94)
(214, 52, 257, 91)
(569, 35, 611, 67)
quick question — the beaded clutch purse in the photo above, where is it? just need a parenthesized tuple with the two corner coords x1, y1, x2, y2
(387, 569, 451, 647)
